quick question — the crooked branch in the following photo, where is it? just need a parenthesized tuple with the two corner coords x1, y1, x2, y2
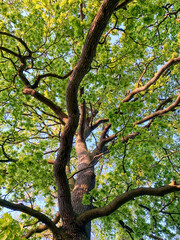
(0, 139, 17, 163)
(53, 0, 123, 227)
(85, 119, 109, 139)
(0, 31, 32, 56)
(0, 46, 20, 58)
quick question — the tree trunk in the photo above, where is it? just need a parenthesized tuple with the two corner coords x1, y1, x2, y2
(53, 230, 89, 240)
(71, 135, 95, 239)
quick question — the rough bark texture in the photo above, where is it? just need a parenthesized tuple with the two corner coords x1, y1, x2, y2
(71, 136, 95, 239)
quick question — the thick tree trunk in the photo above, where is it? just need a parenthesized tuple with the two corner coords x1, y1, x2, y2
(71, 136, 95, 239)
(53, 230, 89, 240)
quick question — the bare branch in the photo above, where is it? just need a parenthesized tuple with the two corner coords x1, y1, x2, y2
(156, 7, 180, 27)
(0, 159, 16, 163)
(136, 57, 158, 88)
(0, 138, 17, 163)
(78, 88, 86, 139)
(149, 234, 163, 240)
(99, 13, 119, 44)
(99, 123, 112, 142)
(18, 61, 31, 86)
(115, 0, 133, 11)
(151, 151, 180, 167)
(77, 181, 180, 226)
(68, 151, 108, 180)
(85, 119, 109, 139)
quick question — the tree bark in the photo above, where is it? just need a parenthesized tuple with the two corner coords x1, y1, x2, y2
(71, 135, 95, 239)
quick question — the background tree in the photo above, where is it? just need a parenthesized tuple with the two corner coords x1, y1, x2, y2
(0, 0, 180, 239)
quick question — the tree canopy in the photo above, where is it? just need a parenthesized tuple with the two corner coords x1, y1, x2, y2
(0, 0, 180, 239)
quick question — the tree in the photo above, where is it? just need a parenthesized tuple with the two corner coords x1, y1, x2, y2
(0, 0, 180, 239)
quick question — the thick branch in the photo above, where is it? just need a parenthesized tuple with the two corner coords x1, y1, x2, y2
(122, 57, 180, 102)
(0, 199, 59, 236)
(18, 61, 31, 86)
(85, 119, 109, 139)
(115, 0, 133, 11)
(76, 181, 180, 226)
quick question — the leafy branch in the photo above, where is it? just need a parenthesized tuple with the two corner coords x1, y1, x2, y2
(22, 212, 60, 238)
(122, 56, 180, 103)
(0, 199, 59, 236)
(77, 181, 180, 226)
(134, 93, 180, 125)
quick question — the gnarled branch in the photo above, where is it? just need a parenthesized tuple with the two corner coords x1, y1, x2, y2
(53, 0, 123, 228)
(0, 31, 32, 55)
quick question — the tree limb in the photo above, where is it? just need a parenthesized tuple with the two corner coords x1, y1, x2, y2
(32, 70, 73, 89)
(0, 199, 59, 236)
(22, 212, 60, 238)
(122, 57, 180, 103)
(149, 234, 163, 240)
(0, 31, 32, 55)
(0, 138, 17, 163)
(78, 87, 86, 139)
(0, 46, 20, 58)
(85, 119, 109, 139)
(22, 87, 68, 124)
(115, 0, 133, 11)
(134, 93, 180, 125)
(76, 181, 180, 226)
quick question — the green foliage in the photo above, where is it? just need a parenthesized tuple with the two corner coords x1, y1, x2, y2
(0, 213, 24, 240)
(0, 0, 180, 239)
